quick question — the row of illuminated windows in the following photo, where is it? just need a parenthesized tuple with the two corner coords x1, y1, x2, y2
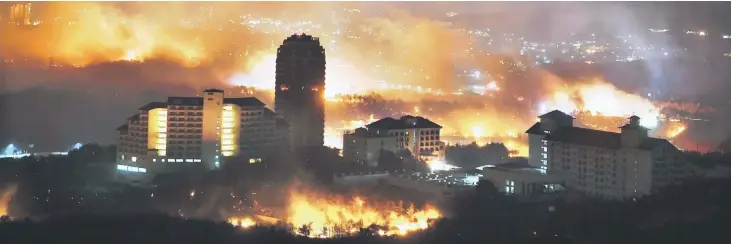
(152, 158, 202, 163)
(117, 164, 147, 173)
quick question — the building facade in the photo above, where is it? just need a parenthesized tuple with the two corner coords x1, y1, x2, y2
(524, 110, 690, 200)
(116, 89, 289, 172)
(342, 128, 398, 166)
(481, 158, 563, 197)
(343, 115, 445, 165)
(9, 3, 31, 26)
(274, 33, 326, 149)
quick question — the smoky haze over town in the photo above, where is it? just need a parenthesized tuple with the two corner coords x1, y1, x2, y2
(0, 1, 730, 244)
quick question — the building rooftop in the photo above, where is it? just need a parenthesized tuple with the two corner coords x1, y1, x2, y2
(203, 88, 224, 93)
(223, 97, 265, 107)
(116, 124, 129, 131)
(283, 33, 321, 44)
(367, 115, 442, 130)
(526, 122, 673, 150)
(167, 97, 204, 106)
(127, 114, 140, 121)
(347, 127, 394, 138)
(138, 102, 167, 111)
(539, 110, 575, 120)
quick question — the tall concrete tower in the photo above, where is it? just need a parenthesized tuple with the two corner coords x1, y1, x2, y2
(274, 34, 326, 149)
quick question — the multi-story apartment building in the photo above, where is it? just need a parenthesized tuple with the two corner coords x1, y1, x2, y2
(524, 110, 690, 200)
(9, 3, 31, 26)
(116, 89, 289, 172)
(342, 115, 445, 165)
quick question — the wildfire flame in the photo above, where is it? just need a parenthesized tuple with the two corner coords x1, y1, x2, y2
(2, 2, 696, 154)
(226, 186, 441, 238)
(287, 191, 441, 238)
(0, 184, 18, 217)
(228, 217, 257, 228)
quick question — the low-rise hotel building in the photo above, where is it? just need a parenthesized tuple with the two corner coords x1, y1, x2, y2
(343, 115, 445, 166)
(116, 89, 289, 172)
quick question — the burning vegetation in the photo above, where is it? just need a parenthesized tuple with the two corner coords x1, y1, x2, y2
(227, 183, 441, 238)
(0, 184, 18, 218)
(1, 2, 712, 153)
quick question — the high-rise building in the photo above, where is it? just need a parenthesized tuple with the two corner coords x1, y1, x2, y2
(523, 110, 690, 199)
(274, 34, 326, 149)
(116, 89, 289, 172)
(343, 115, 445, 165)
(9, 3, 31, 26)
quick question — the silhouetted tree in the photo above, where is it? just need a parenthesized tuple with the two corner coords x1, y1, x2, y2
(475, 179, 499, 199)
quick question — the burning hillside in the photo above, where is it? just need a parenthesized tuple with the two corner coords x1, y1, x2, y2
(227, 183, 441, 238)
(1, 2, 715, 152)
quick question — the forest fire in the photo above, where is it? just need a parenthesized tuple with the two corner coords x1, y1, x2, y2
(227, 184, 441, 238)
(228, 217, 256, 228)
(286, 191, 440, 238)
(1, 2, 704, 153)
(0, 185, 18, 217)
(317, 76, 689, 155)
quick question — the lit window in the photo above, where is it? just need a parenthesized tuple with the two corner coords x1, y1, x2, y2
(249, 158, 262, 164)
(505, 180, 515, 194)
(131, 156, 137, 162)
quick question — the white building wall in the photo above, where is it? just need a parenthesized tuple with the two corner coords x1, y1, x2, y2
(550, 143, 658, 200)
(388, 128, 443, 162)
(342, 133, 398, 166)
(528, 134, 546, 170)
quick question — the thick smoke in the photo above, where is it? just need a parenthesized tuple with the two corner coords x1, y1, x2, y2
(0, 2, 728, 150)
